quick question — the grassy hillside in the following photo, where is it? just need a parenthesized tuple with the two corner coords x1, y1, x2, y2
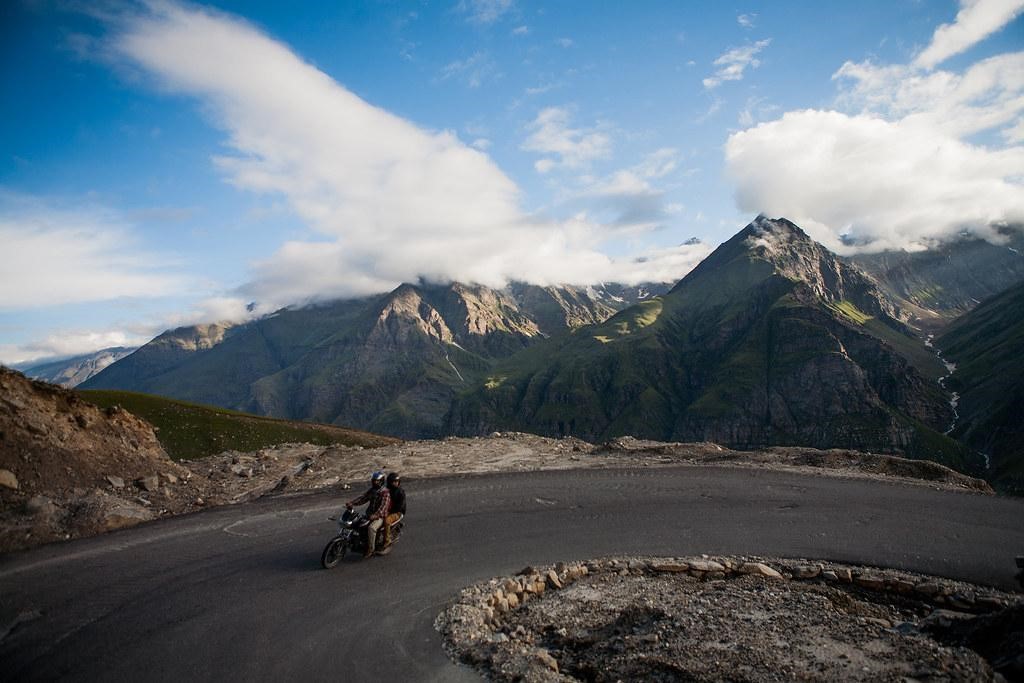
(78, 390, 398, 461)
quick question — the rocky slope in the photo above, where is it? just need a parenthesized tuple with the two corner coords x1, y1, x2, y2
(0, 367, 207, 552)
(451, 217, 971, 470)
(938, 280, 1024, 494)
(82, 282, 669, 438)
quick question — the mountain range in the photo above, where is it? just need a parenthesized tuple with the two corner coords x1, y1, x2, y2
(71, 216, 1024, 490)
(81, 282, 669, 438)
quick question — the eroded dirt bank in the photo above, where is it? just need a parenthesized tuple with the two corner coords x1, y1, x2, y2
(437, 555, 1024, 682)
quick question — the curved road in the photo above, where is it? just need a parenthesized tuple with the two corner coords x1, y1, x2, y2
(2, 466, 1022, 681)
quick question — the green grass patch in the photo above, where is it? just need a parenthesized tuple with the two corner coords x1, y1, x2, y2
(79, 390, 397, 461)
(825, 300, 872, 325)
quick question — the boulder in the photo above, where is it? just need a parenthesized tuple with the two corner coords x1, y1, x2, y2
(106, 475, 125, 489)
(101, 502, 154, 531)
(546, 570, 563, 589)
(651, 562, 690, 573)
(0, 468, 19, 490)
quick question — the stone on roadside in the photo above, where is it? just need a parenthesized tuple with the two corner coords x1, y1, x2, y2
(162, 472, 179, 485)
(136, 475, 160, 492)
(792, 565, 821, 579)
(738, 562, 784, 579)
(0, 468, 19, 490)
(535, 650, 559, 673)
(651, 562, 689, 573)
(821, 571, 839, 582)
(854, 574, 885, 590)
(546, 570, 563, 589)
(689, 559, 726, 573)
(106, 475, 125, 489)
(507, 593, 520, 609)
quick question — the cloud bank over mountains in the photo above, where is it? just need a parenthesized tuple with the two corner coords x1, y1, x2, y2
(726, 0, 1024, 253)
(110, 2, 708, 315)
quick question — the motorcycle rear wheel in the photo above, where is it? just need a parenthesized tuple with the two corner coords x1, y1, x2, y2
(321, 537, 347, 569)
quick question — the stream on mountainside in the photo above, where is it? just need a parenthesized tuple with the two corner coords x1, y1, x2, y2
(925, 334, 989, 470)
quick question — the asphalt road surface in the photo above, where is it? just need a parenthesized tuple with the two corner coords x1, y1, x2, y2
(2, 466, 1023, 682)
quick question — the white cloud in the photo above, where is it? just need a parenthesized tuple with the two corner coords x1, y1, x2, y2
(439, 51, 497, 88)
(555, 37, 574, 48)
(737, 13, 757, 29)
(726, 110, 1024, 252)
(724, 3, 1024, 253)
(703, 39, 770, 89)
(521, 107, 611, 173)
(109, 2, 691, 311)
(0, 195, 186, 311)
(470, 137, 492, 150)
(511, 25, 529, 36)
(914, 0, 1024, 69)
(458, 0, 514, 25)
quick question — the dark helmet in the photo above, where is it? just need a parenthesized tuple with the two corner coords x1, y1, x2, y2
(386, 472, 401, 486)
(371, 471, 385, 487)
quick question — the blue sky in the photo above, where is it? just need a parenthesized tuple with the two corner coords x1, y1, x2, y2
(1, 0, 1022, 364)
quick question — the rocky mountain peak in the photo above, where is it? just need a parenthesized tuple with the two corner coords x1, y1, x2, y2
(371, 284, 454, 347)
(154, 322, 233, 352)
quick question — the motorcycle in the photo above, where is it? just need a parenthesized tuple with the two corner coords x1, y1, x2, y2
(321, 508, 404, 569)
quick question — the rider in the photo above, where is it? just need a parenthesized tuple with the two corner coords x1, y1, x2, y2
(346, 471, 391, 558)
(382, 472, 406, 548)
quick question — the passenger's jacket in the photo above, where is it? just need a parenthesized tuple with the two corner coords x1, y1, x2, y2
(388, 485, 406, 516)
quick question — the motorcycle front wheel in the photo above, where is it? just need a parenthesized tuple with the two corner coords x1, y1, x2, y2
(321, 537, 347, 569)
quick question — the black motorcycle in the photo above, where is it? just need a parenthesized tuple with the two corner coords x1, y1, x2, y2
(321, 508, 404, 569)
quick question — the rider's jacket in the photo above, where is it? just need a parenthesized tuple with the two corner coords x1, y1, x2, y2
(350, 486, 391, 521)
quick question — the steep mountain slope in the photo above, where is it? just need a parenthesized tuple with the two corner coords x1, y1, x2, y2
(849, 229, 1024, 331)
(19, 347, 137, 387)
(451, 217, 971, 470)
(938, 281, 1024, 493)
(83, 282, 666, 438)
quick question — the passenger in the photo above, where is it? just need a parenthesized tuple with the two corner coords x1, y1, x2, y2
(382, 472, 406, 548)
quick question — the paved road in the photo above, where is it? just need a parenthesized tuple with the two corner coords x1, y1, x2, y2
(2, 466, 1022, 682)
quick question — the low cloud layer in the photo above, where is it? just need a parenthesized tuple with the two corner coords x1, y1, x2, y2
(0, 196, 185, 311)
(725, 0, 1024, 253)
(110, 3, 692, 314)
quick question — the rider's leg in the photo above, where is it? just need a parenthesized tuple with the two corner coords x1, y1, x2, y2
(365, 518, 383, 557)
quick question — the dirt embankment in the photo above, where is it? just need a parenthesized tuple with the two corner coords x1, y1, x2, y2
(0, 365, 992, 553)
